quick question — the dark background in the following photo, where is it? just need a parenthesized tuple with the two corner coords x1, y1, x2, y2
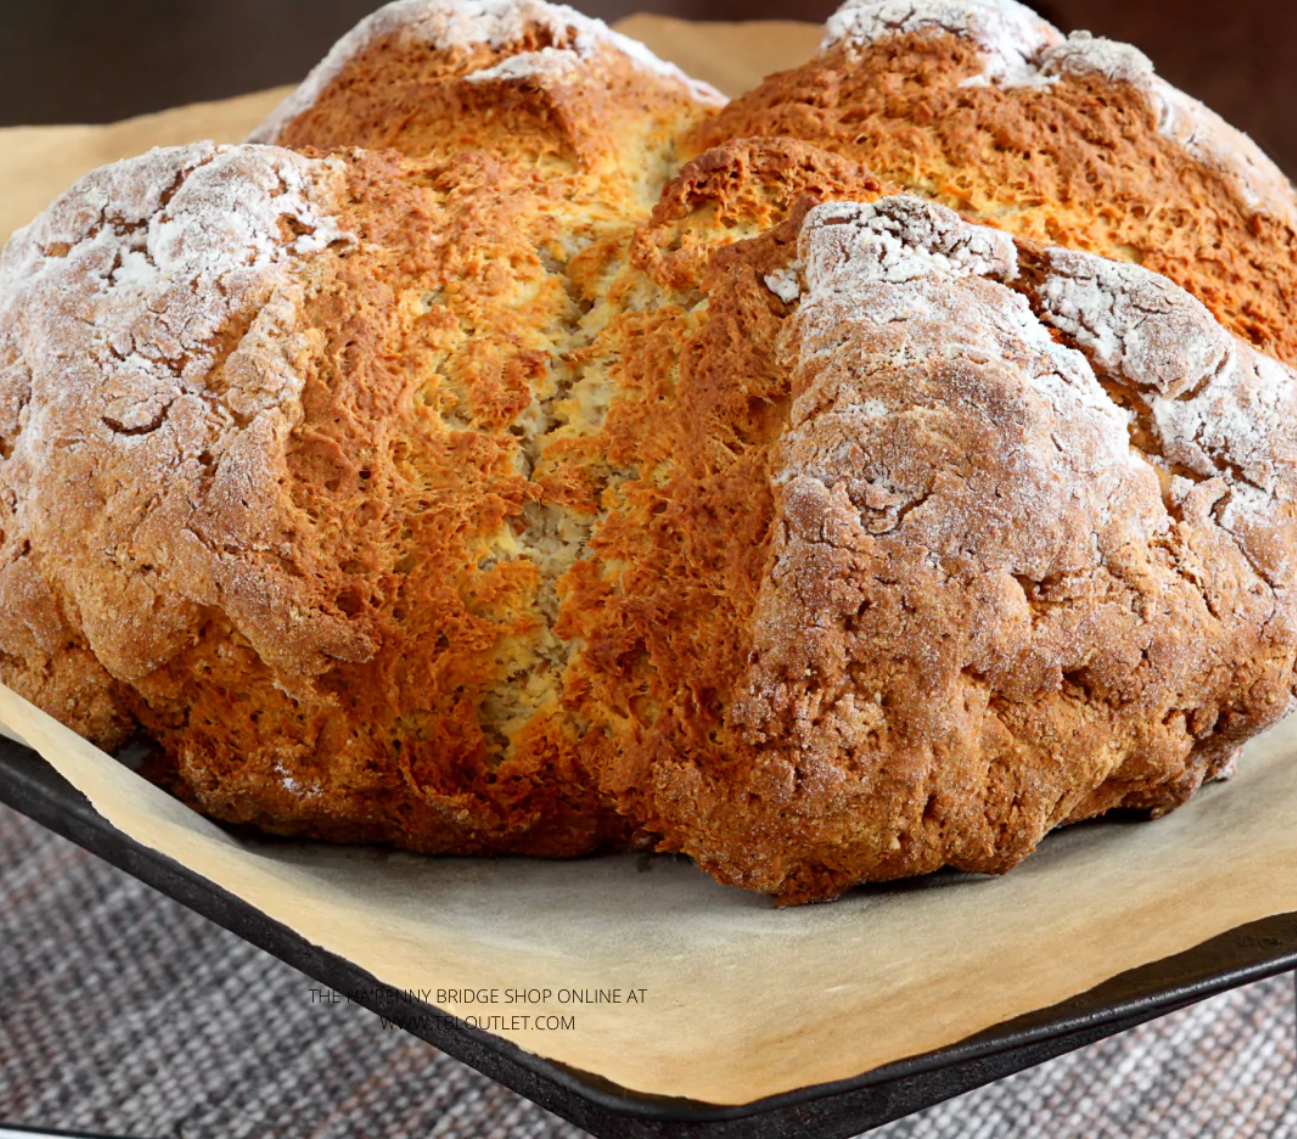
(3, 0, 1297, 177)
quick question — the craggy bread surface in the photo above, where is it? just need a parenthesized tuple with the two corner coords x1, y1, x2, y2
(689, 0, 1297, 366)
(3, 0, 1297, 901)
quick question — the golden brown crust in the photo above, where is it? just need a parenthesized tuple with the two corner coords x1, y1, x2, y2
(122, 144, 633, 856)
(5, 0, 1297, 900)
(249, 0, 723, 171)
(642, 197, 1297, 900)
(686, 24, 1297, 366)
(0, 1, 724, 859)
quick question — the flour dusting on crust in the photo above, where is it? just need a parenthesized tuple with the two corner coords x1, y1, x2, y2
(1037, 248, 1297, 549)
(0, 143, 367, 685)
(791, 194, 1297, 544)
(822, 0, 1297, 224)
(704, 191, 1297, 897)
(823, 0, 1061, 84)
(788, 195, 1137, 505)
(250, 0, 723, 145)
(799, 195, 1019, 285)
(464, 45, 585, 85)
(1039, 33, 1297, 223)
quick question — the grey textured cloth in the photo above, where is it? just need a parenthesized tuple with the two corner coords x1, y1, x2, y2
(1, 799, 1294, 1138)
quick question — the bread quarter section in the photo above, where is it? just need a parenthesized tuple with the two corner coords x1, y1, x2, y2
(658, 196, 1297, 902)
(249, 0, 724, 178)
(688, 0, 1297, 367)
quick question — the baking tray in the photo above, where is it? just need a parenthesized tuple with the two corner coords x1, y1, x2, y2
(2, 735, 1296, 1139)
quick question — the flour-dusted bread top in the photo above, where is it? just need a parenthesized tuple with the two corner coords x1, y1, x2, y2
(824, 0, 1062, 83)
(3, 0, 1297, 901)
(691, 0, 1297, 369)
(664, 195, 1297, 899)
(0, 143, 361, 746)
(0, 130, 677, 856)
(824, 0, 1296, 224)
(250, 0, 723, 172)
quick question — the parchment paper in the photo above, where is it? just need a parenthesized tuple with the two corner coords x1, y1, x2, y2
(3, 16, 1297, 1108)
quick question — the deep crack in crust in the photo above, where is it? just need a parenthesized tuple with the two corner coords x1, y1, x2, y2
(3, 0, 1297, 901)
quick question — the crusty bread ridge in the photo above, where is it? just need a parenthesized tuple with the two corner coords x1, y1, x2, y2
(690, 0, 1297, 365)
(2, 0, 1296, 901)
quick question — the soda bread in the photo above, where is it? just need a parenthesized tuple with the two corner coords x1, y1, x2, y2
(2, 0, 1294, 901)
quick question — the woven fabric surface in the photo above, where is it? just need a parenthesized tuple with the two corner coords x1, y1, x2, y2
(1, 799, 1294, 1139)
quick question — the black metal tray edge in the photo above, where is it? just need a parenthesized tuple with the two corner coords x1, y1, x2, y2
(3, 735, 1296, 1139)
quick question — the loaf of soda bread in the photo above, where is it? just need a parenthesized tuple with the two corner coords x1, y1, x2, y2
(2, 0, 1294, 901)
